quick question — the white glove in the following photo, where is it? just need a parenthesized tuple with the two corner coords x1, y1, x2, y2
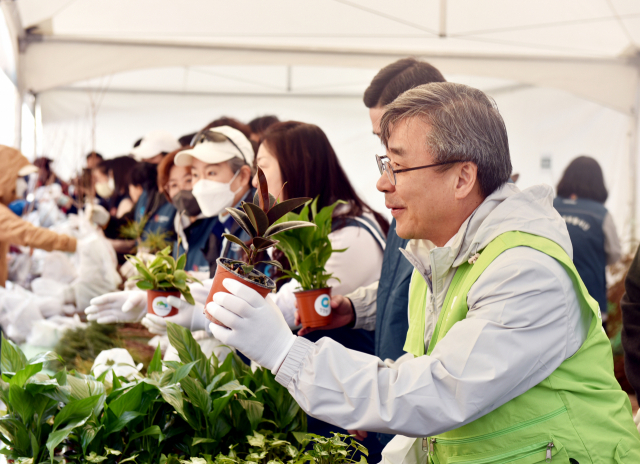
(85, 203, 110, 227)
(207, 279, 297, 372)
(85, 291, 146, 324)
(141, 296, 209, 334)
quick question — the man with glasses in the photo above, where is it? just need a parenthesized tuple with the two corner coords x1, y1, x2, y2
(207, 83, 640, 464)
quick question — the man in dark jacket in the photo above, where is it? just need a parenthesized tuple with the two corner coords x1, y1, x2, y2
(622, 246, 640, 409)
(298, 58, 447, 446)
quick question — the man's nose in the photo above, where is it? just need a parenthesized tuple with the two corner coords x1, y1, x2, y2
(376, 172, 394, 193)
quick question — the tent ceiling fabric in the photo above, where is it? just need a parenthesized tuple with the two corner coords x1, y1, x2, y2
(14, 0, 640, 114)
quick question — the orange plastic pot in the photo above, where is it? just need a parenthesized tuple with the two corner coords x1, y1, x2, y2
(147, 289, 180, 317)
(205, 258, 276, 326)
(295, 287, 332, 328)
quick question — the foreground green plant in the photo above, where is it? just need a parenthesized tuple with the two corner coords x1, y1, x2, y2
(275, 199, 345, 290)
(0, 322, 321, 464)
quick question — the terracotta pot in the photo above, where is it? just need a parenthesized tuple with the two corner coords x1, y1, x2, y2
(205, 258, 276, 325)
(295, 287, 332, 328)
(147, 289, 180, 317)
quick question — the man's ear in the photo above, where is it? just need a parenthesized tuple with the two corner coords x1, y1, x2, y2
(239, 164, 253, 186)
(454, 162, 478, 200)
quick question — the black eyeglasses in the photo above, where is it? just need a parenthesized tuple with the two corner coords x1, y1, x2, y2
(375, 155, 470, 186)
(190, 130, 248, 164)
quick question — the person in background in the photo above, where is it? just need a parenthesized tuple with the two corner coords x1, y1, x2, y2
(86, 151, 103, 170)
(130, 162, 176, 238)
(297, 57, 446, 447)
(0, 146, 77, 286)
(257, 121, 388, 463)
(248, 115, 280, 143)
(554, 156, 620, 325)
(130, 130, 180, 164)
(92, 156, 138, 219)
(621, 245, 640, 431)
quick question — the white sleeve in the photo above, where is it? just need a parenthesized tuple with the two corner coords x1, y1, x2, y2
(603, 212, 622, 265)
(346, 281, 378, 331)
(275, 247, 587, 437)
(324, 225, 384, 297)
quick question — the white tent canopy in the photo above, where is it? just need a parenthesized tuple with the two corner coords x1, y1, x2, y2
(1, 0, 639, 247)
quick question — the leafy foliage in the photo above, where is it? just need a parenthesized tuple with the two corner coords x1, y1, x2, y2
(275, 199, 346, 291)
(138, 230, 174, 255)
(126, 246, 202, 304)
(119, 216, 149, 241)
(223, 167, 315, 277)
(0, 323, 338, 464)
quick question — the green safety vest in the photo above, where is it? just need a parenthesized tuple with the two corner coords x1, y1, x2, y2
(405, 231, 640, 463)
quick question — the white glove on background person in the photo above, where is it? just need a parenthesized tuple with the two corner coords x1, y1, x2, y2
(85, 291, 147, 324)
(141, 296, 209, 334)
(85, 203, 111, 227)
(207, 279, 297, 372)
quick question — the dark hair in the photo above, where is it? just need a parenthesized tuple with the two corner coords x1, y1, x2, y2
(157, 148, 191, 202)
(96, 156, 138, 200)
(556, 156, 608, 203)
(364, 57, 446, 108)
(178, 133, 195, 147)
(129, 162, 158, 192)
(249, 115, 280, 136)
(262, 121, 389, 236)
(86, 151, 103, 160)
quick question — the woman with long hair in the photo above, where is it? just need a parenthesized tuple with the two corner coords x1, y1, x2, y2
(554, 155, 621, 325)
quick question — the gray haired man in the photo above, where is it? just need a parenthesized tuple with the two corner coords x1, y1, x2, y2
(207, 83, 640, 464)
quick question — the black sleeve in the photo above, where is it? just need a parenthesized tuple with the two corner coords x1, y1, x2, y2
(621, 245, 640, 394)
(103, 210, 134, 239)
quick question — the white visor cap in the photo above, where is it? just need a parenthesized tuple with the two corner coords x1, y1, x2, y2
(174, 126, 254, 167)
(131, 130, 181, 161)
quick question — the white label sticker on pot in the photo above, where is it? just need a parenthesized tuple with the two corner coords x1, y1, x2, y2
(314, 294, 331, 317)
(152, 296, 172, 317)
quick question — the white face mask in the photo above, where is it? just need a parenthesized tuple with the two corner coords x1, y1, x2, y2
(95, 176, 115, 198)
(192, 171, 242, 218)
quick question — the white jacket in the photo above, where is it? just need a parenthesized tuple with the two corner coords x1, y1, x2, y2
(273, 184, 592, 463)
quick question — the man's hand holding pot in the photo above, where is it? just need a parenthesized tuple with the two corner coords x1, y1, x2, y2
(207, 278, 296, 372)
(295, 294, 355, 336)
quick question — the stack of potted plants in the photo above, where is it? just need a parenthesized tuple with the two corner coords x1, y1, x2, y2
(126, 246, 201, 317)
(275, 199, 345, 328)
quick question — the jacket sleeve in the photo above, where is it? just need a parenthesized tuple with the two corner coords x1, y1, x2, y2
(347, 280, 378, 331)
(603, 212, 621, 265)
(0, 205, 77, 253)
(621, 246, 640, 395)
(275, 247, 587, 437)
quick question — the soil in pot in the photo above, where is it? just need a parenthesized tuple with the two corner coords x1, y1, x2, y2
(296, 287, 332, 328)
(205, 258, 276, 325)
(147, 289, 180, 317)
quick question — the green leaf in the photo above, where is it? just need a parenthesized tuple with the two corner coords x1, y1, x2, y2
(176, 253, 187, 270)
(136, 281, 154, 290)
(1, 334, 27, 374)
(191, 437, 216, 446)
(166, 322, 211, 386)
(47, 417, 91, 462)
(181, 376, 212, 414)
(119, 454, 139, 463)
(81, 424, 103, 455)
(53, 395, 102, 431)
(105, 410, 146, 435)
(222, 233, 251, 255)
(171, 361, 198, 384)
(148, 344, 163, 374)
(243, 202, 270, 236)
(225, 207, 256, 238)
(264, 221, 316, 238)
(8, 385, 34, 424)
(267, 197, 312, 224)
(239, 399, 264, 430)
(28, 351, 62, 365)
(10, 363, 42, 388)
(108, 382, 144, 418)
(130, 425, 164, 441)
(215, 379, 254, 397)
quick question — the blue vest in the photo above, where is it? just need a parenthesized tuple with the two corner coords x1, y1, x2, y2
(175, 216, 218, 274)
(134, 190, 176, 237)
(553, 197, 608, 313)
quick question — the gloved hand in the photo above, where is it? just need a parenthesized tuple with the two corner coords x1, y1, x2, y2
(85, 203, 110, 227)
(207, 279, 297, 372)
(141, 296, 209, 334)
(85, 291, 147, 324)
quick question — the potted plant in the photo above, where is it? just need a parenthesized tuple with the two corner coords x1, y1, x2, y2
(275, 198, 346, 328)
(205, 167, 315, 324)
(126, 246, 201, 317)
